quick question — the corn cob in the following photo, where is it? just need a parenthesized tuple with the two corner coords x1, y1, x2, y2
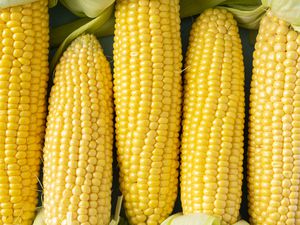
(0, 1, 49, 224)
(248, 11, 300, 225)
(43, 34, 114, 225)
(180, 8, 245, 225)
(113, 0, 182, 224)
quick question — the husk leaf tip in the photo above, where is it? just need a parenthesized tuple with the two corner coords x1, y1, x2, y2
(262, 0, 300, 32)
(50, 4, 114, 73)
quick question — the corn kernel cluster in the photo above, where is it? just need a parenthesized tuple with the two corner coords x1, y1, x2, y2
(0, 0, 49, 224)
(43, 34, 114, 225)
(249, 11, 300, 225)
(180, 8, 245, 225)
(113, 0, 182, 224)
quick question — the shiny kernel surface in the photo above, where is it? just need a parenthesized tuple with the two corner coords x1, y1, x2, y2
(180, 8, 245, 225)
(113, 0, 182, 224)
(0, 1, 49, 224)
(248, 11, 300, 225)
(43, 34, 113, 225)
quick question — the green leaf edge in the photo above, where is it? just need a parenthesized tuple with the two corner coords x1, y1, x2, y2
(49, 4, 114, 74)
(51, 0, 265, 48)
(109, 196, 123, 225)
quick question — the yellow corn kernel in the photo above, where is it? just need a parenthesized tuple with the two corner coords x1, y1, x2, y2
(43, 34, 114, 225)
(180, 8, 245, 225)
(248, 11, 300, 225)
(113, 0, 182, 224)
(0, 1, 49, 224)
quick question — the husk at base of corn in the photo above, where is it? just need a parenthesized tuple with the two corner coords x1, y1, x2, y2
(161, 213, 249, 225)
(33, 208, 46, 225)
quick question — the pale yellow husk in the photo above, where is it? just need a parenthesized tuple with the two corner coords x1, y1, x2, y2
(0, 0, 38, 8)
(161, 213, 249, 225)
(262, 0, 300, 31)
(33, 209, 46, 225)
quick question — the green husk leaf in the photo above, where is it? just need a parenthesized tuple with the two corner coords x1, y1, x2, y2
(50, 4, 114, 73)
(224, 0, 261, 5)
(109, 196, 123, 225)
(161, 213, 249, 225)
(179, 0, 262, 18)
(33, 208, 46, 225)
(0, 0, 37, 8)
(161, 213, 221, 225)
(51, 0, 263, 47)
(50, 15, 115, 47)
(49, 0, 58, 8)
(180, 0, 266, 30)
(60, 0, 115, 18)
(219, 4, 266, 29)
(262, 0, 300, 32)
(233, 220, 250, 225)
(180, 0, 226, 18)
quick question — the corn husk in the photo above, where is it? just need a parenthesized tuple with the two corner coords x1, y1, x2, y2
(49, 0, 57, 7)
(262, 0, 300, 31)
(60, 0, 115, 18)
(0, 0, 57, 8)
(33, 208, 46, 225)
(181, 0, 265, 30)
(51, 15, 114, 47)
(219, 4, 266, 29)
(161, 213, 221, 225)
(109, 196, 123, 225)
(233, 220, 250, 225)
(161, 213, 249, 225)
(50, 4, 113, 73)
(0, 0, 38, 8)
(180, 0, 261, 18)
(51, 0, 264, 48)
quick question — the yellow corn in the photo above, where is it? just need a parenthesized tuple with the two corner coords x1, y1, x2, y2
(0, 1, 49, 224)
(248, 11, 300, 225)
(113, 0, 182, 224)
(180, 8, 245, 225)
(43, 34, 114, 225)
